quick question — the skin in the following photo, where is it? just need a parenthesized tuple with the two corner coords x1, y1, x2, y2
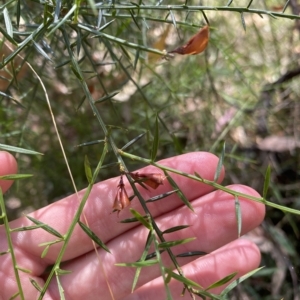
(0, 151, 265, 300)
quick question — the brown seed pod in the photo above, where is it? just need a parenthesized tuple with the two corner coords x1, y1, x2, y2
(168, 25, 209, 56)
(112, 176, 130, 215)
(129, 172, 166, 189)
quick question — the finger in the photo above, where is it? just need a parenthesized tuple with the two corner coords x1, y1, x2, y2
(47, 185, 264, 299)
(0, 151, 18, 193)
(0, 268, 52, 300)
(124, 239, 261, 300)
(9, 152, 224, 262)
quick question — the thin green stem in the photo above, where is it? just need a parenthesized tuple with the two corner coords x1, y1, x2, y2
(74, 0, 82, 23)
(38, 141, 109, 299)
(99, 13, 200, 28)
(79, 5, 300, 20)
(0, 189, 25, 300)
(129, 177, 193, 293)
(76, 23, 169, 58)
(118, 150, 300, 216)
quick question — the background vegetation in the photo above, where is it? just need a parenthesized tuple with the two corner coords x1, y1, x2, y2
(1, 0, 300, 299)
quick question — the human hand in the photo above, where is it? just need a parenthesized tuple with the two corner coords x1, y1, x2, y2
(0, 151, 265, 299)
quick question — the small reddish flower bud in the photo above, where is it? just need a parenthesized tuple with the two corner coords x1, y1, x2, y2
(112, 176, 130, 215)
(129, 172, 166, 189)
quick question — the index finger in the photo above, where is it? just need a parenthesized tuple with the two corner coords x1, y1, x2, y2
(0, 151, 18, 193)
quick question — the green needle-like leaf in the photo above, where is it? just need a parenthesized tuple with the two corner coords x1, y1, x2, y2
(16, 266, 31, 273)
(10, 291, 20, 299)
(194, 171, 203, 179)
(133, 49, 140, 70)
(121, 133, 146, 151)
(151, 113, 159, 161)
(56, 268, 72, 275)
(33, 41, 53, 62)
(132, 232, 154, 292)
(0, 25, 17, 45)
(214, 141, 225, 182)
(116, 259, 158, 267)
(11, 225, 44, 232)
(94, 90, 120, 103)
(176, 251, 207, 257)
(263, 165, 271, 199)
(162, 225, 190, 234)
(26, 216, 64, 239)
(0, 250, 10, 256)
(130, 209, 151, 229)
(129, 9, 141, 30)
(16, 0, 21, 27)
(247, 0, 254, 9)
(158, 237, 196, 249)
(0, 174, 33, 180)
(220, 267, 264, 296)
(169, 9, 177, 27)
(78, 221, 110, 253)
(84, 155, 93, 184)
(41, 245, 50, 258)
(119, 216, 142, 223)
(146, 190, 178, 203)
(30, 278, 43, 292)
(55, 270, 66, 300)
(205, 272, 237, 291)
(165, 170, 194, 212)
(0, 91, 25, 108)
(0, 144, 43, 155)
(3, 8, 13, 38)
(240, 12, 246, 31)
(144, 249, 165, 260)
(235, 196, 242, 238)
(164, 268, 203, 289)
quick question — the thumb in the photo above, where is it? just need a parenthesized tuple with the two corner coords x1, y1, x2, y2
(0, 151, 18, 193)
